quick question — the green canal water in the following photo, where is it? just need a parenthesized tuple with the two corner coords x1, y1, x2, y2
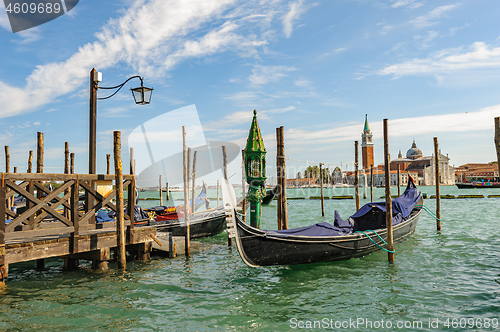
(1, 186, 499, 331)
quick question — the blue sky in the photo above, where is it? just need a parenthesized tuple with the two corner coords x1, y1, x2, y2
(1, 0, 500, 186)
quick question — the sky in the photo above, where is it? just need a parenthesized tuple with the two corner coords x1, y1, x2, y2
(1, 0, 500, 186)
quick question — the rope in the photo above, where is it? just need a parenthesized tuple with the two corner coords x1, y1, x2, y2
(415, 204, 441, 222)
(354, 230, 395, 253)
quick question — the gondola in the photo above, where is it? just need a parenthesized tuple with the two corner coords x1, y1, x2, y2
(261, 186, 278, 205)
(224, 178, 423, 267)
(147, 205, 227, 238)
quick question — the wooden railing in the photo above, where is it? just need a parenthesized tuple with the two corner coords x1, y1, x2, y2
(0, 173, 136, 264)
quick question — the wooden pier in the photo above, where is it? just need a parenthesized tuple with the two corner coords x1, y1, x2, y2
(0, 172, 156, 284)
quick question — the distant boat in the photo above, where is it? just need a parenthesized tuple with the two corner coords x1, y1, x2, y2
(164, 186, 183, 192)
(456, 176, 500, 189)
(224, 178, 423, 267)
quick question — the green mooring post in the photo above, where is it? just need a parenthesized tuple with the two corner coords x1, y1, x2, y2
(244, 110, 267, 229)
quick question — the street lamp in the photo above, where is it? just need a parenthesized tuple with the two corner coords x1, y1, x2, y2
(243, 110, 267, 229)
(89, 68, 153, 174)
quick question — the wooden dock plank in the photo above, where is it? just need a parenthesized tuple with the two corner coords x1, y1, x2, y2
(4, 227, 156, 264)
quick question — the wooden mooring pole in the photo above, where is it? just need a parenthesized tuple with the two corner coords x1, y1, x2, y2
(363, 169, 367, 199)
(354, 141, 360, 211)
(129, 148, 134, 175)
(495, 117, 500, 182)
(28, 150, 33, 173)
(191, 151, 197, 213)
(383, 119, 394, 262)
(5, 146, 11, 210)
(159, 175, 163, 206)
(36, 133, 44, 270)
(5, 146, 9, 173)
(182, 127, 190, 256)
(166, 182, 169, 201)
(113, 131, 126, 270)
(276, 126, 288, 230)
(434, 137, 441, 231)
(370, 165, 374, 202)
(222, 146, 232, 245)
(0, 183, 5, 287)
(106, 154, 110, 175)
(70, 153, 74, 174)
(397, 164, 401, 196)
(320, 163, 325, 217)
(64, 142, 70, 220)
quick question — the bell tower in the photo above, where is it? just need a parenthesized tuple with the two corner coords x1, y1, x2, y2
(361, 114, 374, 169)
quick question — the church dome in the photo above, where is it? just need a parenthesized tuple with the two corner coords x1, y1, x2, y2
(406, 140, 423, 159)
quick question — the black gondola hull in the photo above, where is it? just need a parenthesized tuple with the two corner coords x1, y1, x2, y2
(150, 209, 226, 239)
(234, 208, 421, 266)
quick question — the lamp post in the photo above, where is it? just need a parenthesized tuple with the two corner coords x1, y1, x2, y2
(89, 68, 153, 174)
(243, 110, 267, 228)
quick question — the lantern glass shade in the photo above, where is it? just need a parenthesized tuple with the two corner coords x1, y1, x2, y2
(131, 86, 153, 105)
(251, 159, 260, 177)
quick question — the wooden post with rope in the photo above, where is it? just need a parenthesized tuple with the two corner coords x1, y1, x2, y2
(383, 119, 394, 262)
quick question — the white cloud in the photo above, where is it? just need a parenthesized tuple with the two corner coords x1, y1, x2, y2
(282, 0, 305, 38)
(294, 78, 312, 88)
(282, 104, 500, 148)
(415, 30, 439, 49)
(379, 42, 500, 77)
(409, 4, 459, 28)
(249, 65, 296, 85)
(0, 0, 297, 119)
(391, 0, 424, 9)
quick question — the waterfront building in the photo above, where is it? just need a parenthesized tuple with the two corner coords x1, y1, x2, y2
(356, 116, 455, 186)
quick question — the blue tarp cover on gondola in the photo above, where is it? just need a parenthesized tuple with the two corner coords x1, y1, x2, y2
(107, 206, 149, 221)
(269, 182, 421, 237)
